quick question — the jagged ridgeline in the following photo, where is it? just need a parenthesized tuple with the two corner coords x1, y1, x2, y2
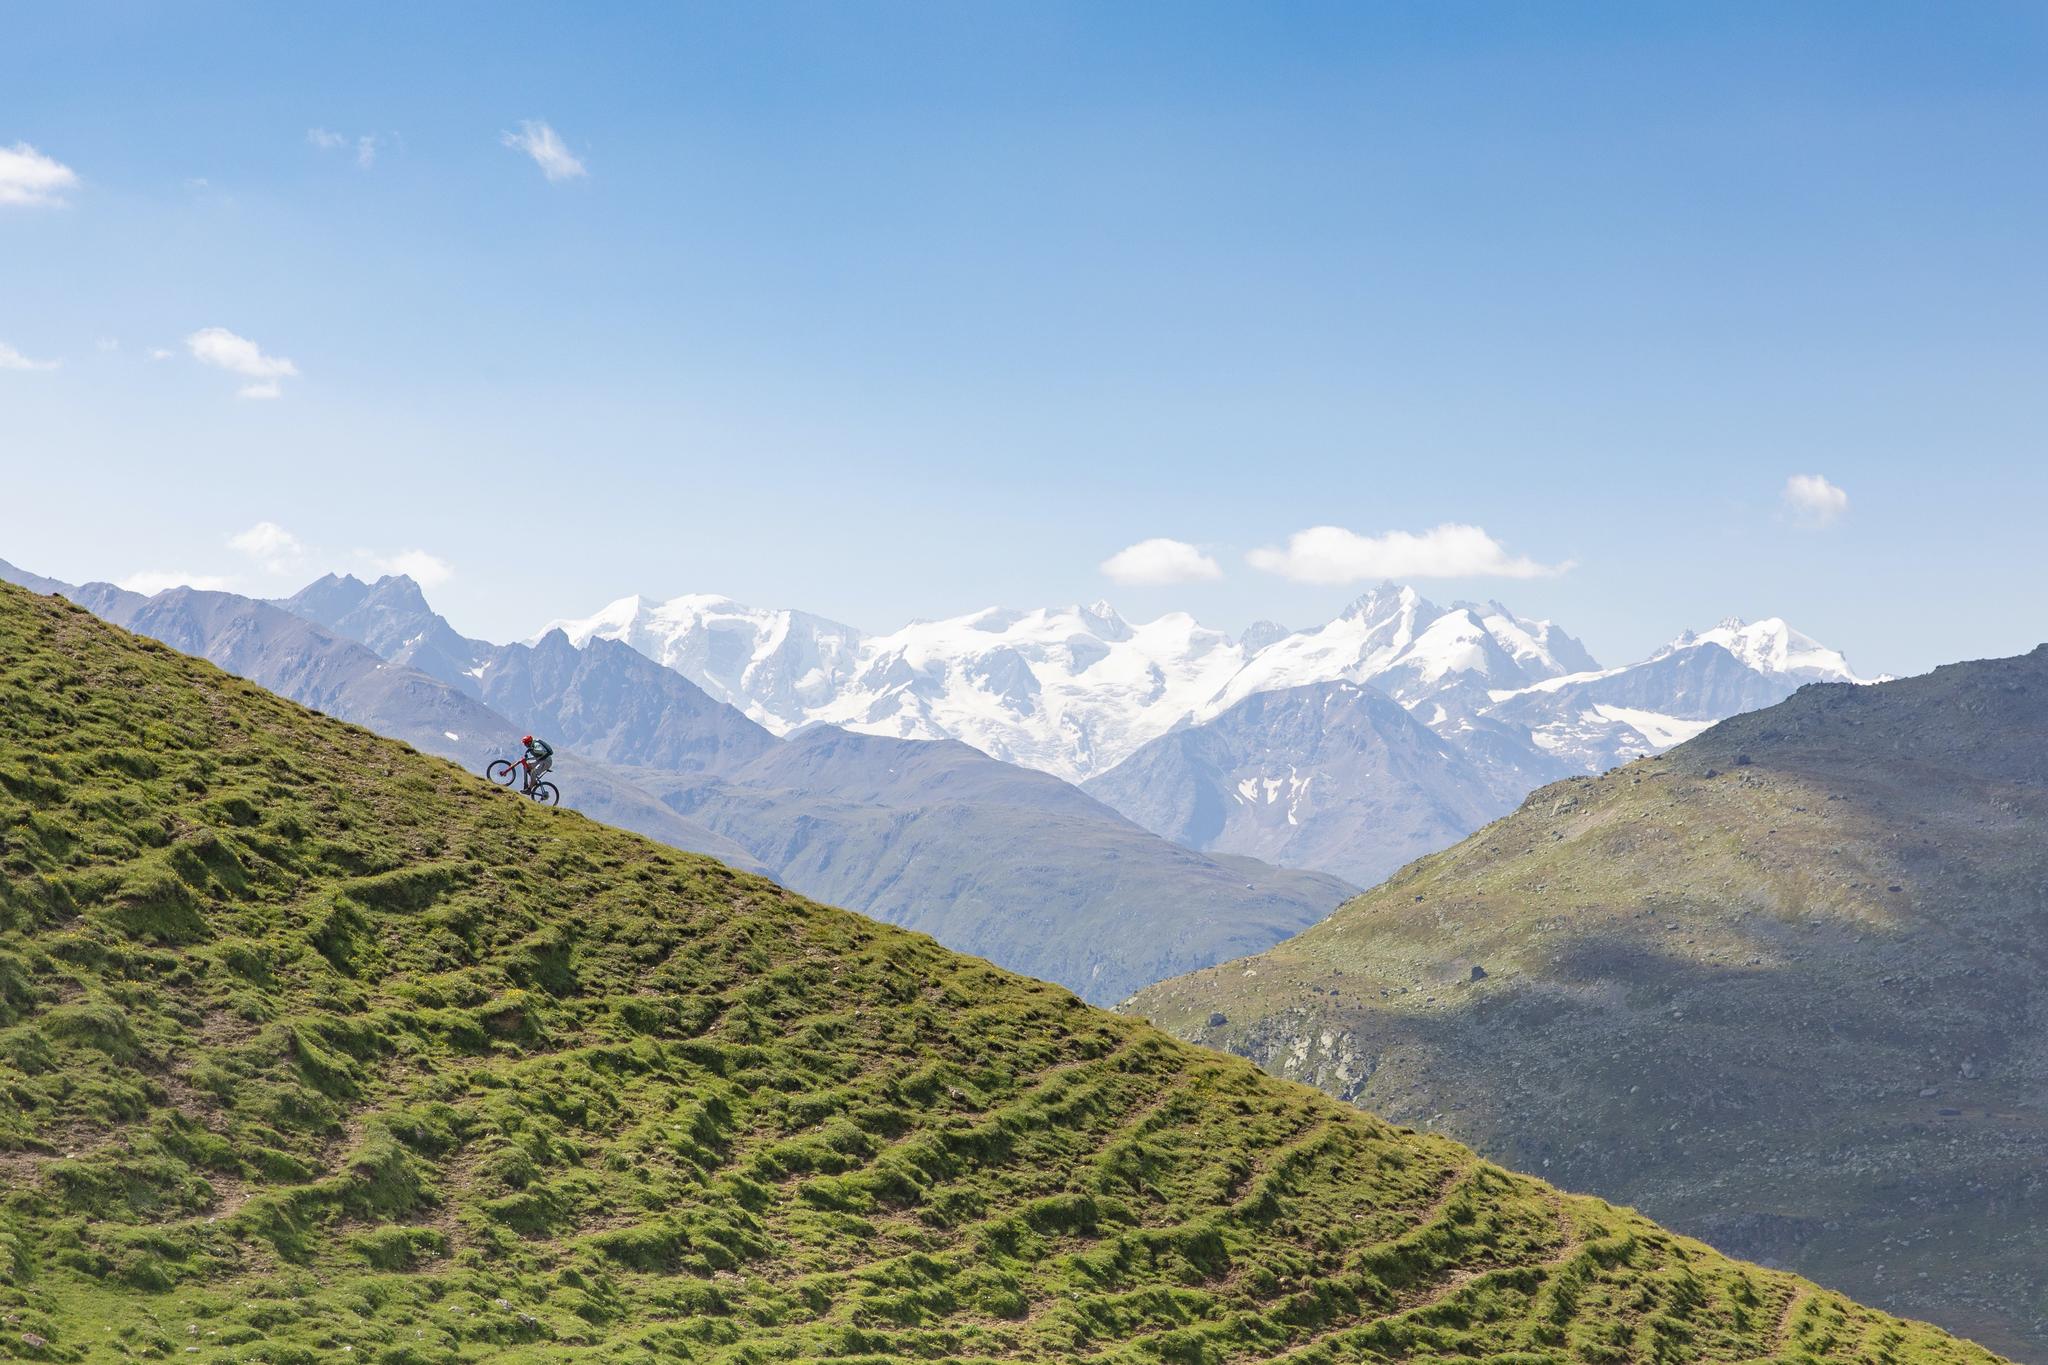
(0, 584, 2002, 1364)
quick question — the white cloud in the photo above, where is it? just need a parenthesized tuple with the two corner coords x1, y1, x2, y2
(1247, 522, 1568, 584)
(228, 521, 306, 573)
(0, 142, 79, 208)
(1781, 473, 1848, 526)
(307, 128, 347, 151)
(356, 135, 378, 169)
(0, 341, 58, 371)
(501, 120, 587, 181)
(185, 327, 299, 397)
(148, 347, 175, 361)
(97, 337, 120, 353)
(117, 570, 234, 595)
(363, 549, 454, 587)
(1100, 538, 1223, 586)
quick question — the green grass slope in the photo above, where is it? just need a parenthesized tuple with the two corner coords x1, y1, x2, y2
(0, 583, 2004, 1365)
(1125, 654, 2048, 1361)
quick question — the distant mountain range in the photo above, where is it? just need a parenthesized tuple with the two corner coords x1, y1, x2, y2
(5, 556, 1879, 994)
(545, 583, 1878, 885)
(1124, 650, 2048, 1359)
(0, 561, 1347, 1003)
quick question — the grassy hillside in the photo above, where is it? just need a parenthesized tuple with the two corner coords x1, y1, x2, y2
(1126, 655, 2048, 1361)
(0, 583, 2005, 1365)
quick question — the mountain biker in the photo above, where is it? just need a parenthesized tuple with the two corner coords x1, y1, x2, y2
(521, 734, 554, 792)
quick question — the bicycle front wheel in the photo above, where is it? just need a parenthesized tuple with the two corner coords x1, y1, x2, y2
(530, 782, 560, 807)
(487, 759, 520, 787)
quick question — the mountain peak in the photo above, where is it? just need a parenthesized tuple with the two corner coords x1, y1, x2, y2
(1340, 580, 1430, 624)
(281, 571, 374, 620)
(1079, 598, 1132, 639)
(1662, 616, 1870, 682)
(364, 572, 431, 612)
(1238, 619, 1294, 654)
(534, 592, 654, 646)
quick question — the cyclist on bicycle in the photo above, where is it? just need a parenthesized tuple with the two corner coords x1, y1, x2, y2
(521, 734, 555, 793)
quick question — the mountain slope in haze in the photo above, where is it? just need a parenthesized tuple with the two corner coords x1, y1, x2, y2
(1126, 655, 2048, 1360)
(627, 726, 1353, 1004)
(0, 583, 2003, 1365)
(280, 571, 494, 694)
(284, 573, 787, 775)
(477, 631, 780, 777)
(1083, 680, 1521, 887)
(41, 564, 1350, 1005)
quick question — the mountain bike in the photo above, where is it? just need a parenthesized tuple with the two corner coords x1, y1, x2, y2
(487, 755, 560, 806)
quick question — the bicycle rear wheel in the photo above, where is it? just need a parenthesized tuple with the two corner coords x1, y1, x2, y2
(487, 759, 520, 787)
(530, 782, 560, 807)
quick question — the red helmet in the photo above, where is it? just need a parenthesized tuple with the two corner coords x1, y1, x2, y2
(522, 734, 533, 745)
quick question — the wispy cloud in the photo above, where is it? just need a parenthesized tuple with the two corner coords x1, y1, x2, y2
(1247, 523, 1568, 584)
(117, 570, 234, 595)
(185, 326, 299, 398)
(0, 341, 58, 371)
(1100, 538, 1223, 586)
(362, 549, 454, 587)
(308, 127, 381, 169)
(228, 521, 307, 574)
(0, 141, 79, 208)
(501, 120, 587, 181)
(1781, 473, 1848, 527)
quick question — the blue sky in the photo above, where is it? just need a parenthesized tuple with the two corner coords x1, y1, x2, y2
(4, 2, 2044, 674)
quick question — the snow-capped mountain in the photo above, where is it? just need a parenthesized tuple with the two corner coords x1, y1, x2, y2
(537, 584, 1877, 821)
(543, 596, 1254, 781)
(1202, 584, 1598, 721)
(800, 603, 1247, 779)
(535, 584, 1609, 784)
(535, 593, 866, 732)
(1483, 616, 1879, 773)
(1078, 605, 1878, 881)
(1659, 617, 1866, 682)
